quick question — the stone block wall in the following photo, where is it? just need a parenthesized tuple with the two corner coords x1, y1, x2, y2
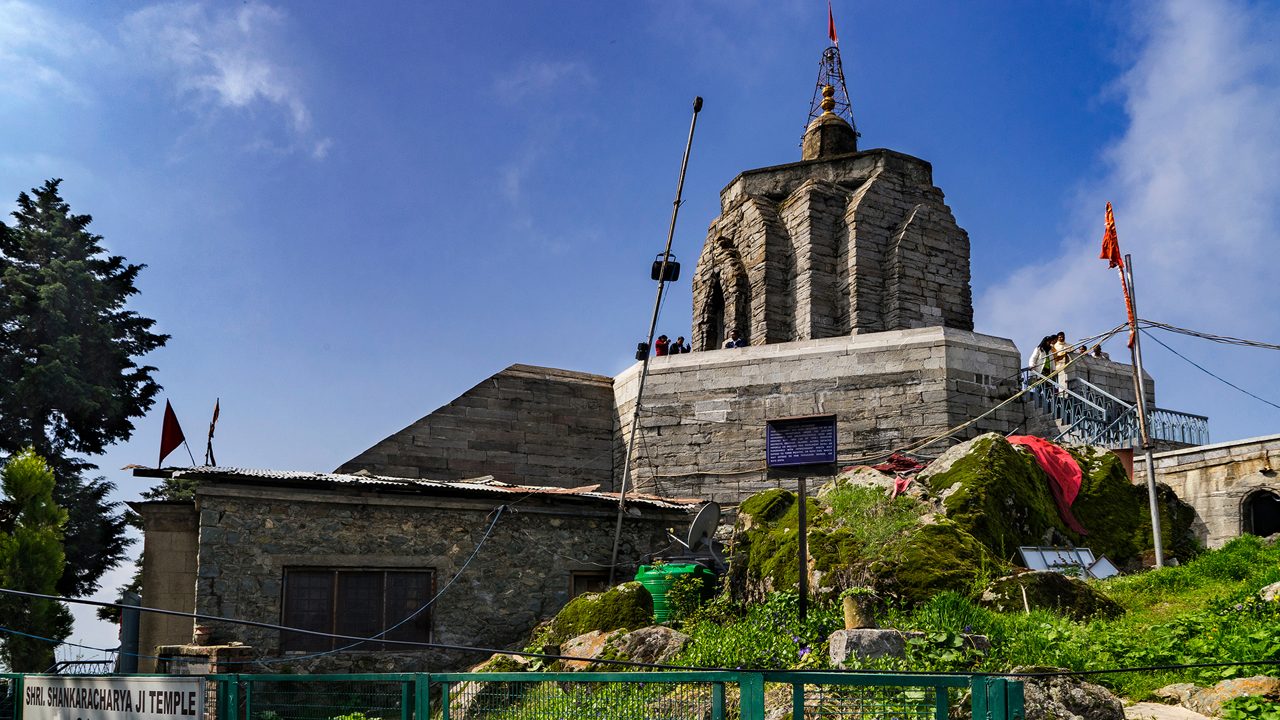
(1135, 434, 1280, 547)
(613, 326, 1024, 505)
(190, 482, 689, 672)
(691, 149, 973, 351)
(337, 364, 615, 489)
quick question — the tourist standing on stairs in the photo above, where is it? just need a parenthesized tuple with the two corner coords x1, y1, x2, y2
(1051, 331, 1071, 394)
(1028, 336, 1054, 381)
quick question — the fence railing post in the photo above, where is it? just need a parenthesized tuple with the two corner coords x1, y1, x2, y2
(400, 680, 412, 720)
(440, 680, 451, 720)
(934, 684, 949, 720)
(14, 674, 25, 720)
(712, 681, 725, 720)
(739, 673, 765, 720)
(413, 674, 430, 720)
(1007, 679, 1025, 720)
(225, 676, 241, 720)
(971, 677, 1019, 720)
(791, 680, 805, 720)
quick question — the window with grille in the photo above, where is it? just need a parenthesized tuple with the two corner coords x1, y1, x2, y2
(281, 569, 433, 651)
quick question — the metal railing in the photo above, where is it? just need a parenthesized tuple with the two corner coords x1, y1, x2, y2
(1019, 370, 1209, 448)
(1, 671, 1025, 720)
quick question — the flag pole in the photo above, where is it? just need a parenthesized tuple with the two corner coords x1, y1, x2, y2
(608, 95, 703, 587)
(205, 398, 220, 466)
(1124, 253, 1165, 568)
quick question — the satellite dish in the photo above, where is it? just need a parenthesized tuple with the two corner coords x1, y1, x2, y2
(687, 502, 721, 551)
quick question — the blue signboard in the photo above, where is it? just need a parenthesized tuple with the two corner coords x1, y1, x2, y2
(765, 415, 837, 467)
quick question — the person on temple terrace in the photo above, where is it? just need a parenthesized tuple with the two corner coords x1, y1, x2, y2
(1051, 331, 1071, 394)
(672, 336, 690, 354)
(655, 335, 670, 356)
(723, 329, 747, 348)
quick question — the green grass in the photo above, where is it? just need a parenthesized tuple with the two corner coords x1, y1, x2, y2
(668, 536, 1280, 699)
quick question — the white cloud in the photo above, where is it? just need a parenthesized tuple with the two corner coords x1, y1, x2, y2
(0, 1, 105, 102)
(977, 0, 1280, 439)
(120, 2, 331, 157)
(495, 59, 594, 104)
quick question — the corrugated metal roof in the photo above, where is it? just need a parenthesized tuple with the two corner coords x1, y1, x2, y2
(156, 466, 701, 511)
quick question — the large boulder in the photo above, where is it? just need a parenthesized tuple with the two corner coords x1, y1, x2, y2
(730, 488, 862, 601)
(1154, 676, 1280, 717)
(536, 582, 654, 646)
(557, 625, 690, 671)
(612, 625, 690, 666)
(980, 571, 1123, 620)
(560, 629, 626, 671)
(923, 434, 1069, 559)
(829, 629, 989, 667)
(1017, 668, 1125, 720)
(1258, 581, 1280, 602)
(870, 520, 1009, 605)
(1069, 447, 1199, 565)
(924, 434, 1198, 567)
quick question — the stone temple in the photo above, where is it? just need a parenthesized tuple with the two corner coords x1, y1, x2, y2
(337, 74, 1207, 507)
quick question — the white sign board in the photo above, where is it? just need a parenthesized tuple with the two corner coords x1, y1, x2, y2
(23, 676, 205, 720)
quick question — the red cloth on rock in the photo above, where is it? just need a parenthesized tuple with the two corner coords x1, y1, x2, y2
(1006, 435, 1087, 535)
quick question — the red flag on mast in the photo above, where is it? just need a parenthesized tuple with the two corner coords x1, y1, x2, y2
(828, 1, 838, 45)
(1100, 202, 1124, 269)
(1099, 202, 1137, 348)
(159, 400, 186, 467)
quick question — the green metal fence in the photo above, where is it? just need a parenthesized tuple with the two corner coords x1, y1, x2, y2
(1, 671, 1023, 720)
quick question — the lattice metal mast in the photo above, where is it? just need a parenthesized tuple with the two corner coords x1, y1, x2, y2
(806, 46, 859, 141)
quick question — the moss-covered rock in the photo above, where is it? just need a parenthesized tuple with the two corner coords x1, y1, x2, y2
(1070, 447, 1199, 566)
(924, 434, 1199, 568)
(732, 488, 862, 601)
(980, 570, 1123, 620)
(535, 582, 654, 647)
(924, 434, 1062, 560)
(870, 520, 1008, 605)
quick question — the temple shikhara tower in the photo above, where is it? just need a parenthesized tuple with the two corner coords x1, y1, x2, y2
(337, 40, 1205, 506)
(692, 83, 972, 350)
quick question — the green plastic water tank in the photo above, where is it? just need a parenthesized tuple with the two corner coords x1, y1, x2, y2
(634, 563, 714, 623)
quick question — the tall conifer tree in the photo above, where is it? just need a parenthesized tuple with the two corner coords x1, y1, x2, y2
(0, 179, 168, 597)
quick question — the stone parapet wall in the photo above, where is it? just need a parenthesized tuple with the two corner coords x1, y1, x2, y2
(1136, 434, 1280, 547)
(613, 327, 1025, 505)
(337, 364, 615, 489)
(191, 483, 687, 672)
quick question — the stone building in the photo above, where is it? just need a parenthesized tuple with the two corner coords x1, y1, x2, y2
(1135, 434, 1280, 548)
(337, 74, 1205, 506)
(130, 467, 696, 673)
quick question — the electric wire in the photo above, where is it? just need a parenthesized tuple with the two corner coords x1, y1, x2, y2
(1141, 320, 1280, 352)
(1141, 328, 1280, 412)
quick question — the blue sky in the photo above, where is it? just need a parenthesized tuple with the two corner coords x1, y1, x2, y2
(4, 0, 1280, 658)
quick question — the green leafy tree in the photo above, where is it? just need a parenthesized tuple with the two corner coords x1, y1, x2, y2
(0, 449, 73, 671)
(0, 179, 169, 597)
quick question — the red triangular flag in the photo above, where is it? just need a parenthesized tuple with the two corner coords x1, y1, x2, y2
(159, 400, 186, 467)
(1099, 201, 1124, 269)
(828, 1, 839, 45)
(1100, 202, 1137, 348)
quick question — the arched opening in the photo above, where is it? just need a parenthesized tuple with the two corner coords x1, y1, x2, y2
(1243, 489, 1280, 538)
(707, 276, 725, 350)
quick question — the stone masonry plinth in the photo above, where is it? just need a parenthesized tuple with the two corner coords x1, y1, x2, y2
(613, 326, 1023, 504)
